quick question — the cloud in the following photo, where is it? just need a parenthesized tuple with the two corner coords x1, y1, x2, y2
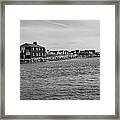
(44, 20, 68, 28)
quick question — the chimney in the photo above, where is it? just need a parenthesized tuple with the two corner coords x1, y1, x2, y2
(33, 42, 37, 45)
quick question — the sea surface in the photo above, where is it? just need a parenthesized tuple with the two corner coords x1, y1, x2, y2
(20, 57, 100, 100)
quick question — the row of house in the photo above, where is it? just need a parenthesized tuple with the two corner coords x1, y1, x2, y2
(46, 50, 79, 55)
(47, 49, 100, 58)
(20, 42, 100, 63)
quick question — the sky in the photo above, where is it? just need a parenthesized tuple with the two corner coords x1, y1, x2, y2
(20, 20, 100, 51)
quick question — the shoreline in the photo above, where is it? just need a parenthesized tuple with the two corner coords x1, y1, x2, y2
(20, 56, 100, 64)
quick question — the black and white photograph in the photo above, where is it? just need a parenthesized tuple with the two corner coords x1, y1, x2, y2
(20, 20, 100, 100)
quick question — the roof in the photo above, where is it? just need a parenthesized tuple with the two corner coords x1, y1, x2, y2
(20, 43, 45, 48)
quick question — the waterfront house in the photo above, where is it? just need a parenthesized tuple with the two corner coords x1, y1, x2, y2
(79, 50, 97, 57)
(48, 50, 58, 55)
(63, 50, 69, 55)
(94, 52, 100, 57)
(20, 42, 46, 62)
(47, 50, 69, 56)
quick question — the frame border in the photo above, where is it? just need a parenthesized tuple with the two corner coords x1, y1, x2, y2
(0, 0, 119, 119)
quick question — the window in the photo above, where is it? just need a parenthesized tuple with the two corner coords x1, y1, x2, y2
(36, 53, 38, 56)
(26, 52, 30, 55)
(21, 47, 25, 52)
(26, 49, 29, 52)
(36, 48, 38, 51)
(33, 53, 34, 56)
(33, 48, 34, 51)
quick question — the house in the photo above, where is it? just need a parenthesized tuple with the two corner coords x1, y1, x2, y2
(63, 50, 69, 55)
(20, 42, 46, 62)
(94, 52, 100, 57)
(46, 50, 69, 56)
(79, 50, 98, 57)
(48, 50, 58, 55)
(70, 50, 79, 54)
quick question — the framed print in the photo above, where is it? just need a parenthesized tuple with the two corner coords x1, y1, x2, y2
(0, 0, 119, 119)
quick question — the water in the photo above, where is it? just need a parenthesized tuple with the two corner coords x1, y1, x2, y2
(20, 57, 100, 100)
